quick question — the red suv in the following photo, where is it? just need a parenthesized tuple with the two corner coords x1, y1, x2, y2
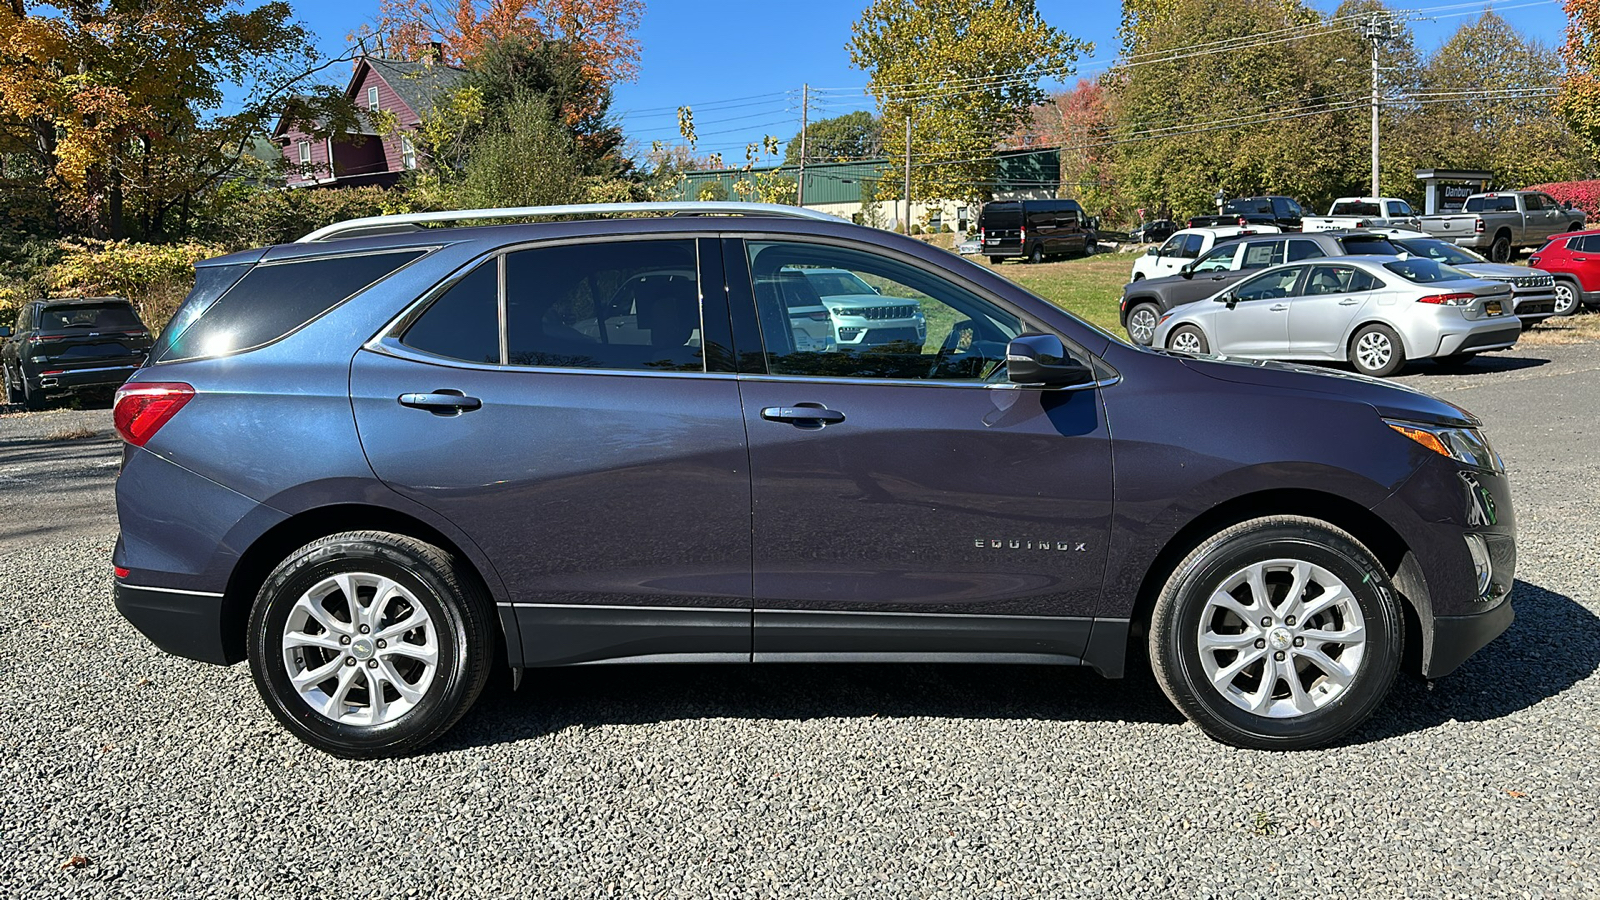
(1529, 229, 1600, 317)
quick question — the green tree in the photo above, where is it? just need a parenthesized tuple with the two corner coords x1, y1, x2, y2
(1558, 0, 1600, 150)
(1406, 12, 1589, 188)
(458, 92, 584, 209)
(784, 111, 882, 164)
(847, 0, 1089, 209)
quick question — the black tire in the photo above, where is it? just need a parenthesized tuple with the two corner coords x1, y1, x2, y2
(1126, 302, 1162, 346)
(1084, 238, 1098, 256)
(247, 531, 494, 758)
(1132, 273, 1145, 281)
(988, 256, 1005, 265)
(2, 364, 23, 405)
(20, 373, 45, 410)
(1148, 516, 1404, 750)
(1552, 279, 1580, 317)
(1167, 324, 1209, 354)
(1432, 352, 1477, 370)
(1489, 233, 1512, 264)
(1349, 323, 1405, 377)
(1029, 244, 1045, 264)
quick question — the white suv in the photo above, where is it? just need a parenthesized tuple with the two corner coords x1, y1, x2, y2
(778, 267, 927, 351)
(1131, 225, 1281, 281)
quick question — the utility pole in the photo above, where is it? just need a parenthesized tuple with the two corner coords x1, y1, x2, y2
(796, 83, 808, 207)
(1361, 13, 1398, 199)
(904, 115, 912, 233)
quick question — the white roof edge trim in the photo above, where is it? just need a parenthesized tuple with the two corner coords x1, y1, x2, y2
(296, 202, 848, 243)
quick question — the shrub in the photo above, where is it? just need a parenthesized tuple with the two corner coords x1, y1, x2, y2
(47, 240, 224, 333)
(909, 223, 923, 235)
(1524, 180, 1600, 218)
(199, 184, 398, 250)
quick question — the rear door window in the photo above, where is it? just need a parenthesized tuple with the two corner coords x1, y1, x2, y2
(156, 249, 424, 362)
(1287, 239, 1327, 262)
(1239, 240, 1284, 270)
(401, 262, 501, 364)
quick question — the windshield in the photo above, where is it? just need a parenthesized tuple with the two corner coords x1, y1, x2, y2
(1329, 200, 1381, 217)
(801, 270, 877, 297)
(1383, 258, 1474, 284)
(1397, 239, 1484, 266)
(39, 302, 141, 331)
(1339, 236, 1400, 255)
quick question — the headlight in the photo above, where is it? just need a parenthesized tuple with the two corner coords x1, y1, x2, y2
(1385, 419, 1504, 472)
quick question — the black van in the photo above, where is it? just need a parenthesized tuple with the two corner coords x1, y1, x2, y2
(978, 199, 1097, 264)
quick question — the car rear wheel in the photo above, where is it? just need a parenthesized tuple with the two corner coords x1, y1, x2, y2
(1167, 325, 1208, 354)
(2, 365, 23, 405)
(1126, 303, 1161, 346)
(1029, 245, 1045, 264)
(1489, 235, 1512, 264)
(247, 531, 494, 758)
(1552, 279, 1580, 317)
(988, 256, 1004, 265)
(20, 373, 45, 410)
(1148, 516, 1403, 750)
(1350, 324, 1405, 377)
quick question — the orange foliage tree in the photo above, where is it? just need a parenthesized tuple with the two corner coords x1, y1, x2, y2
(1558, 0, 1600, 151)
(366, 0, 643, 84)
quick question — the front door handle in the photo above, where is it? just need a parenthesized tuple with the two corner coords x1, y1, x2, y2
(398, 390, 482, 415)
(1269, 303, 1289, 312)
(761, 404, 845, 427)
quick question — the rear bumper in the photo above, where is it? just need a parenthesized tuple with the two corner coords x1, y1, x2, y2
(32, 363, 141, 391)
(114, 580, 234, 665)
(1433, 320, 1522, 356)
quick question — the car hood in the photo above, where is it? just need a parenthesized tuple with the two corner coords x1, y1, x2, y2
(821, 293, 907, 308)
(1450, 262, 1538, 280)
(1177, 353, 1479, 427)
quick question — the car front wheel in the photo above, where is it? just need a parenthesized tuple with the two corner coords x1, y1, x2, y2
(1148, 516, 1404, 750)
(247, 531, 494, 758)
(1167, 325, 1208, 354)
(1126, 303, 1161, 346)
(1028, 245, 1045, 264)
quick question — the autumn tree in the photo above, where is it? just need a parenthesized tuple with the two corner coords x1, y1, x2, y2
(784, 111, 881, 165)
(1558, 0, 1600, 150)
(366, 0, 642, 87)
(1020, 80, 1119, 221)
(0, 0, 350, 239)
(847, 0, 1088, 210)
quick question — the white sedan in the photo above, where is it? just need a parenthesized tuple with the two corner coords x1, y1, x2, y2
(1151, 255, 1521, 377)
(1130, 225, 1282, 281)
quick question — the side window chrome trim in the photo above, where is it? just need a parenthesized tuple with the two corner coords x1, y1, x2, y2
(365, 336, 736, 380)
(737, 372, 1121, 392)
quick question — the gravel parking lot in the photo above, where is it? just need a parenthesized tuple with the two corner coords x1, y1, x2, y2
(2, 340, 1597, 898)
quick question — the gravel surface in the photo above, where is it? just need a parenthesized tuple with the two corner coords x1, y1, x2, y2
(2, 341, 1598, 898)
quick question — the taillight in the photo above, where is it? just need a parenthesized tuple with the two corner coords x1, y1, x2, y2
(1416, 292, 1476, 306)
(978, 227, 985, 241)
(1020, 225, 1027, 243)
(1474, 219, 1485, 233)
(113, 382, 194, 447)
(113, 566, 129, 579)
(1237, 216, 1248, 226)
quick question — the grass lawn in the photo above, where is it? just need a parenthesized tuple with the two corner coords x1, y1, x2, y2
(972, 253, 1131, 334)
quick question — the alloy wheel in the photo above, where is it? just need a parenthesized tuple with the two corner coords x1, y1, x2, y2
(1553, 282, 1578, 317)
(1197, 558, 1367, 718)
(1129, 307, 1158, 345)
(1171, 330, 1203, 353)
(281, 571, 439, 726)
(1355, 331, 1392, 371)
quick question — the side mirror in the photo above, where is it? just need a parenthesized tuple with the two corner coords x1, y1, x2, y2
(0, 326, 10, 339)
(1220, 291, 1239, 310)
(1007, 333, 1094, 387)
(1145, 247, 1159, 256)
(1179, 263, 1195, 278)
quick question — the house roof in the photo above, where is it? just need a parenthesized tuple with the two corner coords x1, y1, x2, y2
(360, 56, 468, 121)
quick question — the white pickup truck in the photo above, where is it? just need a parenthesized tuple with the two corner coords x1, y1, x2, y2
(1302, 197, 1420, 232)
(1416, 190, 1588, 263)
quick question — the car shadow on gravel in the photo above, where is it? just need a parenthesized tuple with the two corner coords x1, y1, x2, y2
(1352, 578, 1599, 743)
(441, 579, 1595, 753)
(445, 660, 1187, 752)
(1400, 354, 1550, 377)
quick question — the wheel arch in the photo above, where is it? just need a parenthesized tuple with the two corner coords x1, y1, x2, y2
(218, 503, 515, 665)
(1124, 488, 1428, 677)
(1345, 317, 1415, 360)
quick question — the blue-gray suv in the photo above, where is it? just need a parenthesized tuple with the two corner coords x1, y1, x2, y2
(111, 203, 1517, 757)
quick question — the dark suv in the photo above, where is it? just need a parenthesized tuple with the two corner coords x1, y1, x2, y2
(1120, 232, 1403, 345)
(1189, 196, 1305, 231)
(2, 297, 152, 408)
(978, 198, 1097, 264)
(112, 203, 1515, 757)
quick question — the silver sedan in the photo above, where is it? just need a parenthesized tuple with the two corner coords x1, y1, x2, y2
(1150, 255, 1521, 377)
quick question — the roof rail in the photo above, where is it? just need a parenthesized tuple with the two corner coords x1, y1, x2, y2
(296, 201, 847, 243)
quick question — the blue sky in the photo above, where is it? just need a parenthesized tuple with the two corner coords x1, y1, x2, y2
(279, 0, 1574, 160)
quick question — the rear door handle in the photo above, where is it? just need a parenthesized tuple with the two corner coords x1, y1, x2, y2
(1338, 298, 1361, 306)
(761, 404, 845, 426)
(398, 390, 482, 414)
(1270, 303, 1289, 311)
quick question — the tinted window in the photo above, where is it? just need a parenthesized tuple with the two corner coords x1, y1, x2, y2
(1338, 236, 1400, 255)
(1396, 238, 1481, 266)
(1234, 268, 1302, 302)
(1224, 198, 1272, 215)
(1180, 234, 1204, 258)
(38, 302, 141, 331)
(1240, 240, 1284, 270)
(982, 203, 1022, 228)
(1388, 200, 1414, 217)
(1192, 244, 1239, 272)
(158, 251, 422, 362)
(402, 262, 500, 364)
(1464, 196, 1517, 213)
(504, 240, 703, 372)
(1383, 258, 1473, 284)
(149, 264, 250, 356)
(747, 240, 1021, 381)
(1523, 194, 1544, 212)
(1304, 265, 1380, 295)
(1158, 235, 1185, 256)
(1576, 235, 1600, 253)
(1330, 200, 1381, 217)
(1287, 239, 1327, 262)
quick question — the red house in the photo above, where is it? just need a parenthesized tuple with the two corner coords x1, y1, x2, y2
(273, 55, 466, 188)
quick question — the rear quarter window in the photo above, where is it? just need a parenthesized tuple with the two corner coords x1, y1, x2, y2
(156, 249, 425, 362)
